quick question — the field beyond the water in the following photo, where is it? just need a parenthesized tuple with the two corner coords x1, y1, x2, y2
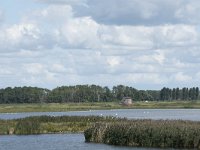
(0, 101, 200, 113)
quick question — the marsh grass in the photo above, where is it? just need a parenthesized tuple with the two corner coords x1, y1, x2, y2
(84, 119, 200, 149)
(0, 115, 120, 135)
(0, 120, 16, 134)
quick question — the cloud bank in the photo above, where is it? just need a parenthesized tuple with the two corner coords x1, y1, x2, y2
(0, 0, 200, 89)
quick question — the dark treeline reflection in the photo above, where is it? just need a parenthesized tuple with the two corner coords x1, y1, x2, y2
(0, 85, 199, 103)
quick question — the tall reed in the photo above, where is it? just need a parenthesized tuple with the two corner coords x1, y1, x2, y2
(84, 120, 200, 149)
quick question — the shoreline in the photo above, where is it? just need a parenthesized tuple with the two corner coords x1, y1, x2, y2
(0, 101, 200, 113)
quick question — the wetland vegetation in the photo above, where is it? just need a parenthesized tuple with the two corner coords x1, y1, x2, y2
(0, 115, 120, 135)
(85, 119, 200, 149)
(2, 115, 200, 149)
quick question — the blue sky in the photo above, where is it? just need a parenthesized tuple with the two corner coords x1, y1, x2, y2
(0, 0, 200, 90)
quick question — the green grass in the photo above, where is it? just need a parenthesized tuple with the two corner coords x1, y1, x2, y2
(0, 115, 120, 135)
(0, 101, 200, 113)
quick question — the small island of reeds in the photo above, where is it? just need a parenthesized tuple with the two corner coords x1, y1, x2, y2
(0, 115, 121, 135)
(1, 115, 200, 149)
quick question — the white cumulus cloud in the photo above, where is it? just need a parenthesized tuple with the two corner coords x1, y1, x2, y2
(0, 0, 200, 89)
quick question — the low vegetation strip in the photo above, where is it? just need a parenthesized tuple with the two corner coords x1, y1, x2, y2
(1, 101, 200, 113)
(84, 120, 200, 149)
(0, 115, 121, 135)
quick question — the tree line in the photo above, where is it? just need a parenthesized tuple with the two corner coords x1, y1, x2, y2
(160, 87, 199, 101)
(0, 85, 199, 104)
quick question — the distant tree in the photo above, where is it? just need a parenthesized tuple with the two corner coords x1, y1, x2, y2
(176, 88, 180, 100)
(172, 88, 176, 100)
(196, 87, 199, 100)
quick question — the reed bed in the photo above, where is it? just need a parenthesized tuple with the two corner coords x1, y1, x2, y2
(84, 119, 200, 149)
(0, 115, 121, 135)
(2, 115, 200, 149)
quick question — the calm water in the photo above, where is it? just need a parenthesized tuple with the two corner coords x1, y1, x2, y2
(1, 109, 200, 121)
(0, 134, 185, 150)
(1, 110, 199, 150)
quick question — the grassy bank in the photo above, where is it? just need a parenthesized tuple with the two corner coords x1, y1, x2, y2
(0, 115, 121, 135)
(84, 120, 200, 149)
(0, 101, 200, 113)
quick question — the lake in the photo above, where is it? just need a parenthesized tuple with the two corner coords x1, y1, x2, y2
(1, 109, 199, 150)
(0, 134, 187, 150)
(1, 109, 200, 121)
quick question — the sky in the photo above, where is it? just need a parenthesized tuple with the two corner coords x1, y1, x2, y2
(0, 0, 200, 90)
